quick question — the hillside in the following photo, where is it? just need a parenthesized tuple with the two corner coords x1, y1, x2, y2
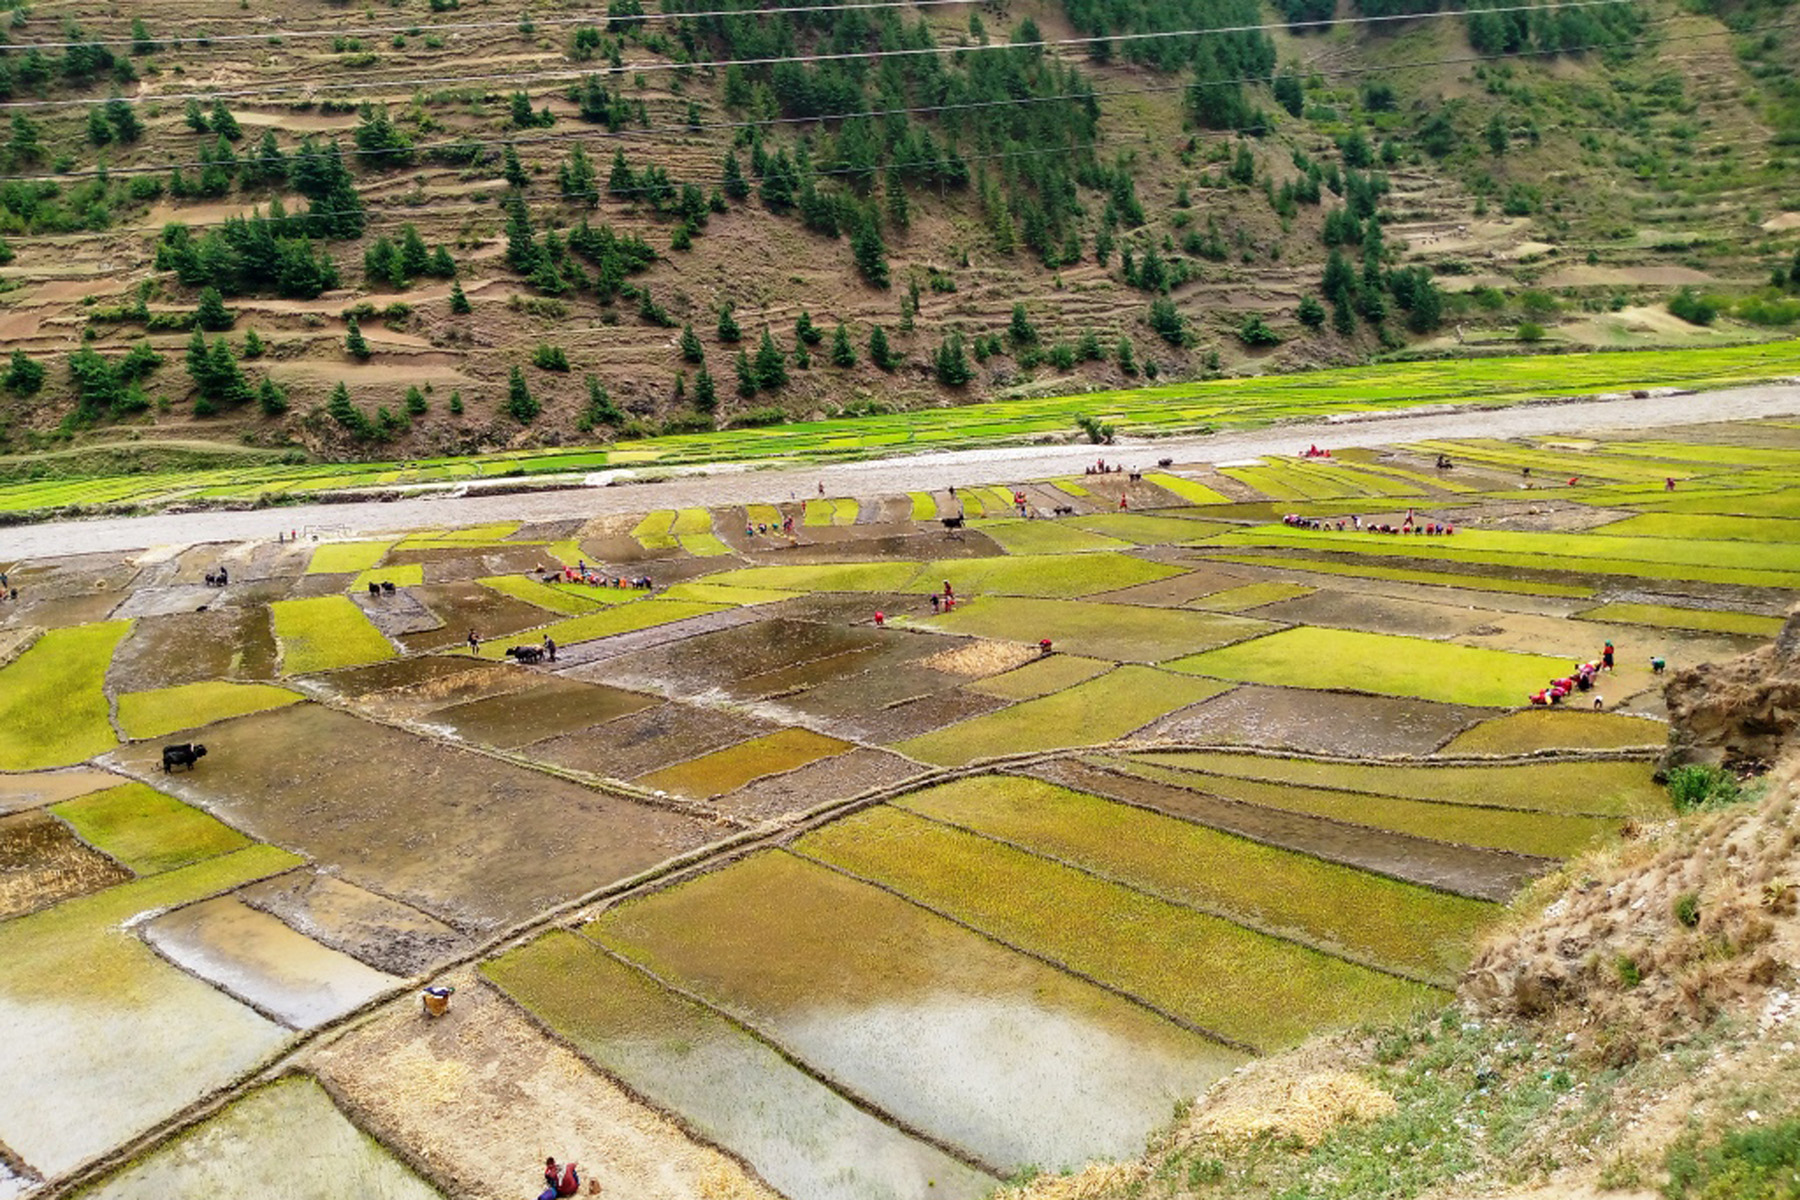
(0, 0, 1797, 462)
(993, 607, 1800, 1200)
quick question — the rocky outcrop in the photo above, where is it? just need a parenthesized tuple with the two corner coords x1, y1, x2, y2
(1660, 603, 1800, 774)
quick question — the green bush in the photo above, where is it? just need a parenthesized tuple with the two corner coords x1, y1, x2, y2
(1665, 1118, 1800, 1199)
(1668, 286, 1718, 326)
(1672, 892, 1700, 929)
(1665, 763, 1742, 812)
(532, 343, 571, 371)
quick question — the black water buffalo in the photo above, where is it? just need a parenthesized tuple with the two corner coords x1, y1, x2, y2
(506, 645, 544, 664)
(940, 516, 965, 530)
(368, 581, 381, 597)
(381, 580, 396, 595)
(162, 743, 208, 772)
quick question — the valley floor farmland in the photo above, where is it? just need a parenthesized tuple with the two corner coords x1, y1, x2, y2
(4, 410, 1800, 1199)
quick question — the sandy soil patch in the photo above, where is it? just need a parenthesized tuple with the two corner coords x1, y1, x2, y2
(308, 973, 776, 1200)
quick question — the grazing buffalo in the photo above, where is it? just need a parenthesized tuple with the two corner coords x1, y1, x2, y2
(1052, 505, 1075, 517)
(381, 580, 396, 594)
(506, 645, 544, 664)
(368, 581, 381, 597)
(162, 743, 208, 772)
(1157, 457, 1173, 468)
(940, 516, 965, 530)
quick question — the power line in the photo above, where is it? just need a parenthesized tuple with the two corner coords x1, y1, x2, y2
(0, 16, 1776, 243)
(0, 0, 1646, 110)
(0, 0, 979, 51)
(0, 12, 1740, 186)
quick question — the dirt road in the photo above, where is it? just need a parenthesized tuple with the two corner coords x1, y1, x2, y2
(5, 382, 1796, 558)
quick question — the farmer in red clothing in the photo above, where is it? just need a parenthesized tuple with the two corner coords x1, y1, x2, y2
(541, 1158, 580, 1198)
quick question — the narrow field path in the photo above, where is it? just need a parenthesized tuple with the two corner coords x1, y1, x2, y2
(4, 382, 1797, 559)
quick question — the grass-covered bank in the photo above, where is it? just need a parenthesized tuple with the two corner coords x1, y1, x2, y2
(4, 339, 1798, 520)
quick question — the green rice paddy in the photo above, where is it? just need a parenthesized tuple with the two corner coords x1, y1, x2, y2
(52, 781, 252, 874)
(115, 681, 303, 740)
(1208, 553, 1597, 598)
(303, 541, 394, 575)
(896, 776, 1493, 982)
(0, 621, 130, 770)
(1145, 474, 1230, 505)
(632, 511, 679, 550)
(1166, 627, 1579, 707)
(1128, 751, 1668, 817)
(927, 596, 1274, 661)
(798, 806, 1444, 1049)
(1574, 602, 1785, 638)
(269, 597, 397, 674)
(1592, 512, 1800, 542)
(473, 598, 731, 657)
(892, 667, 1231, 766)
(1187, 582, 1317, 611)
(479, 573, 632, 614)
(1440, 710, 1668, 756)
(1067, 513, 1233, 544)
(972, 519, 1132, 555)
(1107, 760, 1621, 860)
(704, 561, 921, 592)
(637, 728, 851, 796)
(908, 492, 937, 520)
(917, 552, 1184, 599)
(965, 653, 1114, 700)
(804, 498, 858, 526)
(346, 564, 425, 592)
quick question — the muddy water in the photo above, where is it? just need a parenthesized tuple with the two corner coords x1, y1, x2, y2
(107, 705, 720, 933)
(106, 608, 279, 692)
(0, 850, 295, 1177)
(422, 677, 657, 748)
(82, 1075, 441, 1200)
(598, 618, 884, 696)
(398, 582, 554, 652)
(594, 851, 1244, 1172)
(487, 933, 996, 1200)
(1253, 589, 1499, 639)
(713, 748, 925, 822)
(1036, 760, 1547, 902)
(237, 870, 470, 976)
(145, 897, 405, 1029)
(0, 809, 132, 918)
(0, 768, 121, 816)
(524, 701, 784, 780)
(1140, 684, 1477, 757)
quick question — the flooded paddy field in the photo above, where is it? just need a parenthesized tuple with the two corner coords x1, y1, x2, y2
(4, 417, 1798, 1196)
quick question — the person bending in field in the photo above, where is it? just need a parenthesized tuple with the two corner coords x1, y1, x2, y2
(541, 1158, 580, 1199)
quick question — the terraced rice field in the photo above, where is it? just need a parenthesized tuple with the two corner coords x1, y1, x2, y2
(10, 414, 1800, 1198)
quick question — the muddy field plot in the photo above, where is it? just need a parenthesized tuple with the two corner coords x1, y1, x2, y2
(0, 809, 132, 918)
(107, 704, 726, 933)
(419, 676, 658, 749)
(106, 607, 280, 692)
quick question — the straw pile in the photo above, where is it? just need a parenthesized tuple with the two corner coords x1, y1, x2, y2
(1184, 1071, 1395, 1148)
(921, 640, 1039, 677)
(988, 1161, 1148, 1200)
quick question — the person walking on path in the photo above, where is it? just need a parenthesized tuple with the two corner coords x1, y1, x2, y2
(467, 629, 480, 655)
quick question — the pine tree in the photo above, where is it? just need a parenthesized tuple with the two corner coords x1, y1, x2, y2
(933, 332, 973, 386)
(559, 144, 597, 206)
(3, 349, 45, 395)
(195, 286, 234, 331)
(1485, 112, 1507, 156)
(428, 245, 456, 278)
(449, 390, 464, 414)
(448, 279, 471, 314)
(185, 98, 210, 134)
(399, 224, 431, 279)
(608, 147, 634, 199)
(867, 325, 897, 371)
(716, 304, 741, 343)
(327, 381, 366, 435)
(1297, 294, 1326, 329)
(405, 384, 428, 414)
(209, 99, 241, 141)
(829, 323, 856, 367)
(679, 323, 705, 363)
(502, 142, 528, 189)
(734, 350, 756, 397)
(344, 315, 372, 360)
(1116, 336, 1138, 376)
(581, 375, 622, 427)
(795, 310, 822, 345)
(257, 376, 288, 415)
(103, 96, 142, 144)
(506, 365, 539, 422)
(793, 340, 810, 370)
(693, 363, 717, 412)
(884, 165, 910, 231)
(722, 150, 749, 200)
(1008, 303, 1037, 347)
(1331, 299, 1357, 336)
(673, 372, 686, 404)
(852, 215, 890, 288)
(87, 106, 113, 146)
(242, 328, 265, 358)
(753, 328, 787, 390)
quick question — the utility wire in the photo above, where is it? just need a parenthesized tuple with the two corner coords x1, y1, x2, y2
(0, 0, 981, 50)
(0, 16, 1777, 243)
(0, 13, 1746, 186)
(0, 0, 1647, 110)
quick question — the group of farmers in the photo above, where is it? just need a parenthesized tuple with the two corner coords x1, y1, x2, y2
(1529, 641, 1617, 708)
